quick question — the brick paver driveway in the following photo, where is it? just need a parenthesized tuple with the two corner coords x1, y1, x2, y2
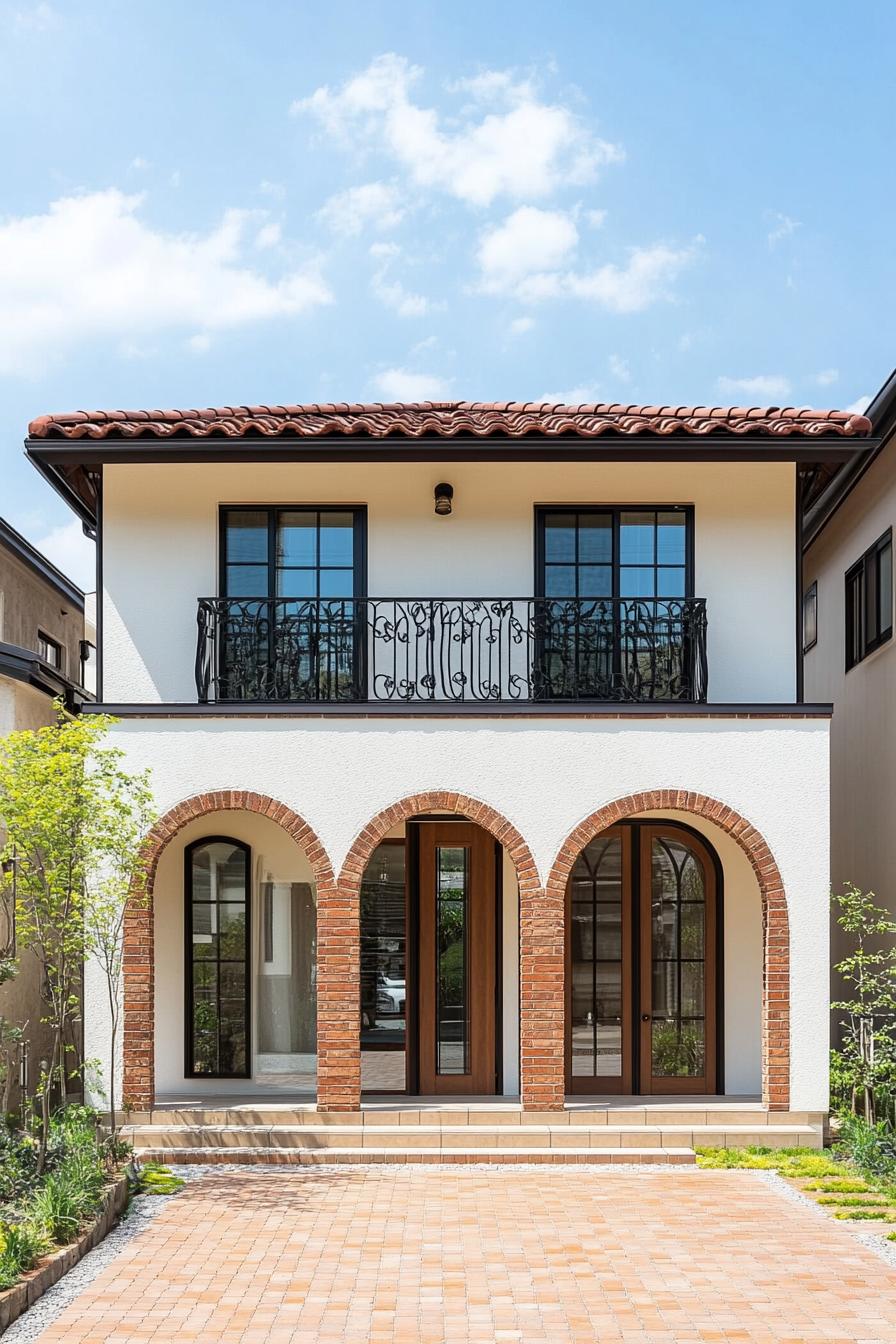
(36, 1167, 896, 1343)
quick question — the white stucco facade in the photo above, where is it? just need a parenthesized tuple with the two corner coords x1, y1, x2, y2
(77, 449, 833, 1116)
(83, 712, 830, 1111)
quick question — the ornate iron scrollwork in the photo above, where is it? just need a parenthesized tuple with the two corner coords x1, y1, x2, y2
(196, 596, 708, 705)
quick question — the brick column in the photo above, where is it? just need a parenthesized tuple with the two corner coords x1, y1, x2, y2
(519, 881, 566, 1110)
(315, 880, 361, 1111)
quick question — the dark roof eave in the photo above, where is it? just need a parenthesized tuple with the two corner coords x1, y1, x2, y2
(0, 641, 93, 708)
(27, 432, 879, 528)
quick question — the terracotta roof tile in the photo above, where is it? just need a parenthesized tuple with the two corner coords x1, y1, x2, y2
(27, 400, 872, 441)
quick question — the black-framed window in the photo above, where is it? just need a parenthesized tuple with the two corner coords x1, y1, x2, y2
(37, 630, 62, 669)
(186, 837, 250, 1078)
(221, 507, 365, 599)
(846, 529, 892, 671)
(536, 507, 693, 599)
(802, 581, 818, 654)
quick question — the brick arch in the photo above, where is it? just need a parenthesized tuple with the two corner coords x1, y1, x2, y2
(546, 789, 790, 1110)
(123, 790, 335, 1111)
(328, 791, 555, 1110)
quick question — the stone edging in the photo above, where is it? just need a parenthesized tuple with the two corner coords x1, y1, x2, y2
(0, 1173, 130, 1333)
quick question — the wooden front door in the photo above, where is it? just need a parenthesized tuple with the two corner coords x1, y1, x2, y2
(417, 822, 497, 1095)
(566, 822, 718, 1096)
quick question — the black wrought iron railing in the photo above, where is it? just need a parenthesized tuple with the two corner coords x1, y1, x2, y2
(194, 596, 709, 704)
(195, 596, 708, 705)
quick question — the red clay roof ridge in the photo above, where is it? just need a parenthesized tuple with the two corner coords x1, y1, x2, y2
(27, 400, 873, 440)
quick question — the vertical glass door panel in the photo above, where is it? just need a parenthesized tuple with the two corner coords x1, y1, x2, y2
(187, 839, 250, 1078)
(254, 880, 317, 1095)
(360, 842, 407, 1093)
(567, 831, 630, 1091)
(641, 829, 715, 1092)
(436, 847, 469, 1076)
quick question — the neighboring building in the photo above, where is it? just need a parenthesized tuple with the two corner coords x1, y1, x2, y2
(25, 399, 873, 1156)
(803, 370, 896, 973)
(0, 517, 93, 1106)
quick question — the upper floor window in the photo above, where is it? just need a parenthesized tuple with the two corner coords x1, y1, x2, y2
(845, 528, 893, 671)
(221, 507, 365, 599)
(37, 631, 62, 669)
(802, 581, 818, 654)
(536, 507, 692, 599)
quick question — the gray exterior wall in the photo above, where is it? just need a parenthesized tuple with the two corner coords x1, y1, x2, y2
(0, 542, 84, 678)
(804, 436, 896, 975)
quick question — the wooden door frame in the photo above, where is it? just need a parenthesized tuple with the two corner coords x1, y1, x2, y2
(413, 819, 501, 1096)
(564, 819, 724, 1097)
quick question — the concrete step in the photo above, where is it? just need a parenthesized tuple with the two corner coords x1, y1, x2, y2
(124, 1122, 820, 1152)
(144, 1106, 821, 1129)
(134, 1145, 698, 1166)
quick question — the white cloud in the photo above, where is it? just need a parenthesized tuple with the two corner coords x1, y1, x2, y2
(0, 189, 332, 375)
(845, 394, 871, 415)
(29, 519, 95, 590)
(717, 374, 792, 400)
(369, 242, 433, 317)
(538, 385, 602, 405)
(374, 367, 452, 400)
(767, 212, 801, 247)
(8, 2, 58, 31)
(294, 53, 623, 207)
(608, 353, 631, 383)
(255, 221, 282, 249)
(447, 70, 536, 106)
(188, 333, 212, 353)
(811, 368, 839, 386)
(477, 210, 699, 311)
(258, 179, 286, 199)
(509, 316, 535, 335)
(130, 156, 150, 171)
(318, 181, 404, 236)
(585, 208, 608, 228)
(477, 207, 578, 293)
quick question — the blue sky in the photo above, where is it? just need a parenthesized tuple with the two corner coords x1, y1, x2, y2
(1, 0, 894, 587)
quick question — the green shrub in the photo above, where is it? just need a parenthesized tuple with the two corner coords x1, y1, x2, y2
(834, 1112, 896, 1181)
(0, 1219, 51, 1290)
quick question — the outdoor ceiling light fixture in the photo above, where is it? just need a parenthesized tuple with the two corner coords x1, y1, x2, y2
(434, 482, 454, 516)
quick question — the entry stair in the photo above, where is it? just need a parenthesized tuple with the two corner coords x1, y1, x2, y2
(123, 1101, 824, 1166)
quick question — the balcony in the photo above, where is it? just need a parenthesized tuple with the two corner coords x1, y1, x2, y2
(195, 597, 708, 706)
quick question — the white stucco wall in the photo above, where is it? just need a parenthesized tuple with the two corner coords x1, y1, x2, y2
(82, 712, 829, 1110)
(100, 459, 797, 705)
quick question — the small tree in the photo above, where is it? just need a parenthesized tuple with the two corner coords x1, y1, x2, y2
(831, 883, 896, 1125)
(0, 706, 154, 1165)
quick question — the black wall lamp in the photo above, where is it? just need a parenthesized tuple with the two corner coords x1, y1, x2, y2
(434, 482, 454, 516)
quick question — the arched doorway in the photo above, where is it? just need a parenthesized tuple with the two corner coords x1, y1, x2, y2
(567, 821, 720, 1095)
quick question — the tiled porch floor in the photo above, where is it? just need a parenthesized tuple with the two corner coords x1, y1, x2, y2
(36, 1166, 896, 1343)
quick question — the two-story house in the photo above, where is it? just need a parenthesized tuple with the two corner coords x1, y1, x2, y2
(25, 399, 872, 1161)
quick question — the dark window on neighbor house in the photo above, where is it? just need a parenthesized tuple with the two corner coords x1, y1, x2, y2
(802, 581, 818, 654)
(536, 507, 693, 598)
(221, 508, 365, 599)
(37, 631, 62, 669)
(846, 529, 893, 671)
(185, 837, 251, 1078)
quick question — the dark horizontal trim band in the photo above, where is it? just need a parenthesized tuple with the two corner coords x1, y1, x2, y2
(27, 434, 872, 465)
(84, 701, 833, 720)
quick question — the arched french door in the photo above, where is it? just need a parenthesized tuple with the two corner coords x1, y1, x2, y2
(566, 822, 719, 1095)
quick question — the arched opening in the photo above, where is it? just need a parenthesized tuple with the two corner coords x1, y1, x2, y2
(339, 791, 541, 1102)
(123, 791, 334, 1110)
(547, 789, 790, 1109)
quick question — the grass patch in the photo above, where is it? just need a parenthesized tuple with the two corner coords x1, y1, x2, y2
(833, 1208, 895, 1221)
(803, 1179, 872, 1193)
(816, 1194, 892, 1207)
(696, 1146, 842, 1179)
(136, 1163, 184, 1196)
